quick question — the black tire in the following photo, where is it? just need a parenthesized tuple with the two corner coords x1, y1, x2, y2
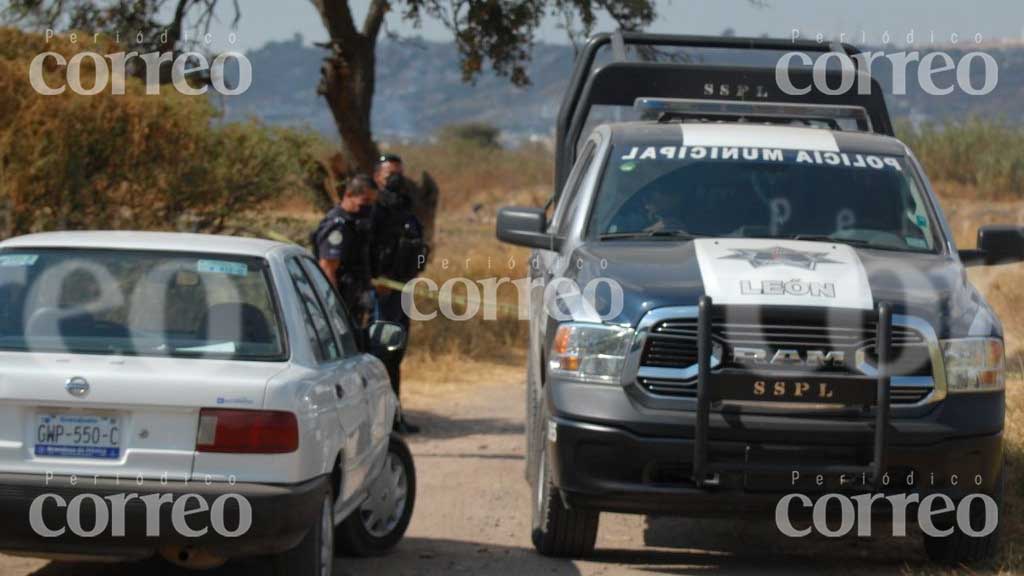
(524, 370, 542, 484)
(923, 470, 1003, 566)
(272, 488, 335, 576)
(337, 435, 416, 556)
(531, 439, 599, 558)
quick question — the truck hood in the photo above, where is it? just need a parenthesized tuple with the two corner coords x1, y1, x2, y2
(568, 238, 997, 339)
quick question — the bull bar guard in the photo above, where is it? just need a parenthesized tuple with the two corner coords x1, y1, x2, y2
(690, 296, 894, 489)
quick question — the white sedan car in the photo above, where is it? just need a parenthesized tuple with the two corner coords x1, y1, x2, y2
(0, 231, 415, 575)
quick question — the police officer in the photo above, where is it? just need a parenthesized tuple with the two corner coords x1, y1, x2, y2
(372, 153, 429, 434)
(313, 174, 377, 327)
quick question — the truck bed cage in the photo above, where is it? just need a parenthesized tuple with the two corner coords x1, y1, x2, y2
(554, 32, 895, 193)
(635, 98, 875, 132)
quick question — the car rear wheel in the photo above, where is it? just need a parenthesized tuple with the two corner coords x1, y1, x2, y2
(337, 435, 416, 556)
(272, 488, 334, 576)
(531, 441, 599, 558)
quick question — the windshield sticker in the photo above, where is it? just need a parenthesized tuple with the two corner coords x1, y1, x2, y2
(619, 161, 637, 172)
(0, 254, 39, 267)
(619, 146, 902, 171)
(197, 259, 249, 277)
(178, 341, 238, 353)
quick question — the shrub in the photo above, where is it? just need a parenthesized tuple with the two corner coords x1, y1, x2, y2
(898, 118, 1024, 200)
(0, 27, 325, 238)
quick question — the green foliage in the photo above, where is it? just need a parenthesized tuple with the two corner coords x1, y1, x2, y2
(0, 28, 325, 238)
(898, 118, 1024, 199)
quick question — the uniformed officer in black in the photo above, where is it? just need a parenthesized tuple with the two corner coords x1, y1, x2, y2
(313, 174, 377, 327)
(372, 154, 429, 434)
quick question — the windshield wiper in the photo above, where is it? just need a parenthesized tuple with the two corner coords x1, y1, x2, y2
(600, 230, 703, 241)
(787, 234, 923, 253)
(788, 234, 873, 246)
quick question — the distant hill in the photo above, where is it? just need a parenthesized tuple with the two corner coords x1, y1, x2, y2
(220, 34, 1024, 141)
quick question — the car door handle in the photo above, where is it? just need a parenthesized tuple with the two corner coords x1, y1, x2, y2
(335, 383, 345, 398)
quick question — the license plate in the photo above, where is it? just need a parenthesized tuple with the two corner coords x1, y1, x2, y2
(710, 371, 877, 405)
(34, 412, 121, 459)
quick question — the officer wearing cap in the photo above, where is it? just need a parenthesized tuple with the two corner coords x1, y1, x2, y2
(372, 153, 429, 434)
(313, 174, 377, 326)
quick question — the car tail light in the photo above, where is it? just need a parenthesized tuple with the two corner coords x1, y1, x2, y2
(196, 409, 299, 454)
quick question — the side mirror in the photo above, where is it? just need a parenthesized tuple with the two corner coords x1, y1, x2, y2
(497, 207, 563, 251)
(366, 321, 407, 357)
(961, 225, 1024, 267)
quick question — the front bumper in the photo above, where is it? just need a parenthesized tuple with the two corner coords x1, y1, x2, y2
(0, 473, 330, 560)
(549, 415, 1004, 516)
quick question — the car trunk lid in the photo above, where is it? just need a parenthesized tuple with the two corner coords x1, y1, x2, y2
(0, 351, 288, 481)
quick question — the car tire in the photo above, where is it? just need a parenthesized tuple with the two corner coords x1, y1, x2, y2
(923, 469, 1003, 566)
(921, 463, 999, 561)
(272, 487, 335, 576)
(524, 372, 542, 484)
(531, 440, 599, 558)
(337, 435, 416, 556)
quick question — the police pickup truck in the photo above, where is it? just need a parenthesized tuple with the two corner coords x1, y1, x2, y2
(498, 33, 1023, 564)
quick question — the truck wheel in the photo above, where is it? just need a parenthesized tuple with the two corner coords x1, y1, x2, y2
(524, 377, 542, 484)
(337, 435, 416, 556)
(531, 444, 599, 557)
(272, 488, 334, 576)
(923, 470, 1003, 565)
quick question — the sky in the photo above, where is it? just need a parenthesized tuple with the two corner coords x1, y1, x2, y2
(192, 0, 1024, 53)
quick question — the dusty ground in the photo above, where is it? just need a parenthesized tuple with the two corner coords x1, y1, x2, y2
(0, 357, 954, 576)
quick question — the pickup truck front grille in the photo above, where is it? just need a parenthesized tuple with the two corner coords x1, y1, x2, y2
(637, 377, 933, 405)
(635, 311, 937, 406)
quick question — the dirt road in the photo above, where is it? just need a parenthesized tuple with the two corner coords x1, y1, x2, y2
(1, 360, 933, 576)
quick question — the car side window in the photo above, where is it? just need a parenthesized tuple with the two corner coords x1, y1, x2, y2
(550, 140, 598, 236)
(287, 258, 340, 363)
(299, 257, 360, 357)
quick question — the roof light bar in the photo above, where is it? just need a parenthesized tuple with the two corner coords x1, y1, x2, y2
(634, 98, 873, 132)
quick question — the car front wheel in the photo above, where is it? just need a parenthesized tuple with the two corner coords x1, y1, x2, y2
(531, 439, 599, 558)
(923, 468, 1003, 565)
(272, 488, 334, 576)
(337, 435, 416, 556)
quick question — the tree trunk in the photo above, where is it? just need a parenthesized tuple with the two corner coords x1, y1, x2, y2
(319, 39, 379, 174)
(312, 0, 439, 251)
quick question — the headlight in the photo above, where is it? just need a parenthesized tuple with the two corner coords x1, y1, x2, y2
(941, 338, 1005, 393)
(549, 323, 633, 384)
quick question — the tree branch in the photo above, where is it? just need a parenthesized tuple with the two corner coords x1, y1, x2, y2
(312, 0, 359, 45)
(363, 0, 388, 40)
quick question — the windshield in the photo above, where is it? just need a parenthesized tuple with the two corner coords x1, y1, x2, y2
(587, 144, 940, 253)
(0, 249, 286, 361)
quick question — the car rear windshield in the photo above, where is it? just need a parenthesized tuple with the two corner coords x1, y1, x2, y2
(587, 144, 941, 253)
(0, 249, 286, 361)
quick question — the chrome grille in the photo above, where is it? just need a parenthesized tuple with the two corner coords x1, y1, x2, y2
(637, 314, 935, 405)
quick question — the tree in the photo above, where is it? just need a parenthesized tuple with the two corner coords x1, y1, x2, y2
(6, 0, 656, 174)
(3, 0, 240, 57)
(312, 0, 655, 173)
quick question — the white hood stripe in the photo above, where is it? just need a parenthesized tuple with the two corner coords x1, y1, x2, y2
(694, 239, 874, 310)
(681, 124, 840, 152)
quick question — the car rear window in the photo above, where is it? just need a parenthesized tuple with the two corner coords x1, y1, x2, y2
(0, 248, 286, 361)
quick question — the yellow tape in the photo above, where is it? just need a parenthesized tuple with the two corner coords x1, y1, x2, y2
(372, 277, 524, 318)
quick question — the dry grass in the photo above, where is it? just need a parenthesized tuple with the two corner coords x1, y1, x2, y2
(998, 378, 1024, 574)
